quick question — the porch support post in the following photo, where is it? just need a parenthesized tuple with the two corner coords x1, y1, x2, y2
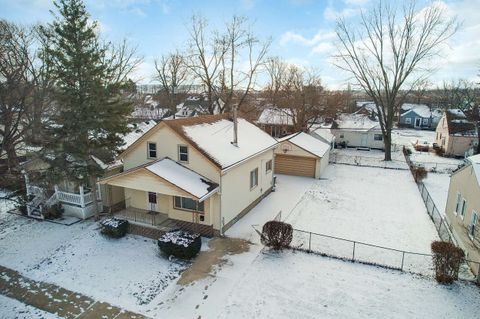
(79, 186, 85, 208)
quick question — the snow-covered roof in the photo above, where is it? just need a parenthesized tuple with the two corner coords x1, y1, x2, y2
(332, 114, 380, 131)
(145, 158, 218, 201)
(311, 126, 335, 143)
(466, 154, 480, 187)
(257, 108, 294, 126)
(401, 104, 432, 118)
(283, 132, 330, 158)
(121, 121, 157, 150)
(167, 115, 278, 169)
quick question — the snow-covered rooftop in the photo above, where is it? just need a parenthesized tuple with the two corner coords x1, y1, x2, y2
(121, 121, 157, 150)
(145, 158, 218, 200)
(285, 132, 330, 158)
(257, 108, 294, 125)
(180, 117, 278, 169)
(401, 104, 433, 118)
(333, 114, 380, 131)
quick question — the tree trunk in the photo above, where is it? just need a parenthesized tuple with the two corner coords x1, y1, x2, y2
(384, 133, 392, 161)
(89, 176, 100, 220)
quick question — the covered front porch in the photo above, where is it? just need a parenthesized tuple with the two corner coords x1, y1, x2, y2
(100, 158, 220, 236)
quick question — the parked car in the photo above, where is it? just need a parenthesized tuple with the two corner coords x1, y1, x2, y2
(414, 140, 431, 152)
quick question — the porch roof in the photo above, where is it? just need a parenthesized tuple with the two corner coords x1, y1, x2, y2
(99, 158, 219, 201)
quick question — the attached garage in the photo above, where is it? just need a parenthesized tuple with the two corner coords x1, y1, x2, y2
(274, 132, 330, 179)
(275, 154, 316, 177)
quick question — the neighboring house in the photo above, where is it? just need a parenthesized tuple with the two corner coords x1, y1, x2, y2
(399, 103, 442, 130)
(275, 132, 330, 178)
(434, 109, 478, 157)
(99, 114, 278, 236)
(22, 121, 157, 220)
(355, 101, 379, 118)
(444, 154, 480, 279)
(331, 114, 384, 150)
(131, 95, 170, 120)
(256, 107, 295, 138)
(310, 124, 335, 149)
(174, 95, 223, 118)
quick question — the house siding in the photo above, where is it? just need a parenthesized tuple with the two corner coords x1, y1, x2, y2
(435, 113, 477, 157)
(220, 149, 275, 230)
(399, 111, 431, 129)
(445, 165, 480, 277)
(331, 129, 384, 150)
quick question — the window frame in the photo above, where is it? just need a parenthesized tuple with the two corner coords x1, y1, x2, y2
(469, 211, 478, 240)
(178, 145, 189, 163)
(460, 198, 467, 219)
(374, 134, 383, 141)
(250, 168, 258, 190)
(147, 142, 157, 159)
(173, 196, 204, 213)
(265, 160, 272, 173)
(422, 118, 429, 125)
(454, 192, 461, 215)
(405, 117, 412, 125)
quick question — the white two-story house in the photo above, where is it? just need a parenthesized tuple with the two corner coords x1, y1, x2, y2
(100, 114, 278, 236)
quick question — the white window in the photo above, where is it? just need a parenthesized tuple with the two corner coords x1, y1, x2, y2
(422, 118, 429, 125)
(469, 211, 478, 240)
(265, 160, 272, 173)
(374, 134, 383, 141)
(405, 118, 412, 124)
(174, 196, 204, 212)
(250, 168, 258, 189)
(454, 192, 461, 215)
(460, 198, 467, 219)
(178, 145, 188, 162)
(147, 142, 157, 159)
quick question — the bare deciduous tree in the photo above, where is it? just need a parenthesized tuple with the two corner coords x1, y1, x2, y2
(154, 51, 190, 111)
(334, 1, 458, 160)
(186, 15, 270, 114)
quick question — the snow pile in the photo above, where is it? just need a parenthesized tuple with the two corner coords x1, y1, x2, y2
(158, 230, 200, 248)
(183, 118, 278, 169)
(146, 158, 218, 199)
(100, 217, 124, 228)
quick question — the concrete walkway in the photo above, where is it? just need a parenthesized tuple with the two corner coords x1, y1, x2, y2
(0, 265, 148, 319)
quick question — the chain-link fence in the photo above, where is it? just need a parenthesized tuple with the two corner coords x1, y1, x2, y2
(291, 229, 433, 275)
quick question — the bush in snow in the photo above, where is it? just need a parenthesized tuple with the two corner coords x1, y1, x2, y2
(261, 220, 293, 250)
(43, 203, 64, 220)
(431, 241, 465, 284)
(411, 165, 428, 183)
(100, 218, 129, 238)
(158, 230, 201, 259)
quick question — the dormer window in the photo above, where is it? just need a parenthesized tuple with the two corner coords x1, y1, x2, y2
(178, 145, 188, 162)
(147, 142, 157, 159)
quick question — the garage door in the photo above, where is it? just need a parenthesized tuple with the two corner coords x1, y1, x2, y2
(274, 155, 316, 177)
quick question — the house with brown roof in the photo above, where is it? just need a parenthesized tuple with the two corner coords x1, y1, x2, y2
(99, 114, 278, 236)
(434, 110, 478, 157)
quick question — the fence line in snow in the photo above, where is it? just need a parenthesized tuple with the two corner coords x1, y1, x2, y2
(290, 228, 479, 280)
(329, 152, 409, 171)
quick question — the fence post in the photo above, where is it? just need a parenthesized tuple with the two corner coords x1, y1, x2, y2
(352, 241, 356, 261)
(401, 252, 405, 271)
(79, 186, 85, 208)
(308, 232, 312, 252)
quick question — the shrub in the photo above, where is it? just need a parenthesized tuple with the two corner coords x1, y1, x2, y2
(402, 146, 412, 156)
(100, 218, 129, 238)
(411, 165, 428, 182)
(431, 241, 465, 284)
(43, 203, 64, 220)
(434, 147, 445, 156)
(158, 230, 201, 259)
(261, 220, 293, 250)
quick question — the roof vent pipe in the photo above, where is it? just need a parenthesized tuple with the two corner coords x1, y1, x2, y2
(232, 105, 238, 147)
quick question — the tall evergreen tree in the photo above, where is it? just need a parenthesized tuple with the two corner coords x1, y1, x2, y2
(41, 0, 138, 218)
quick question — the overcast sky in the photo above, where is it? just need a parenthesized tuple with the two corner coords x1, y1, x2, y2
(1, 0, 479, 89)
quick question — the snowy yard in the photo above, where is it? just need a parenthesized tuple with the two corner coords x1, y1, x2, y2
(285, 164, 439, 274)
(423, 173, 451, 215)
(329, 148, 407, 169)
(0, 295, 61, 319)
(0, 212, 188, 313)
(219, 250, 480, 319)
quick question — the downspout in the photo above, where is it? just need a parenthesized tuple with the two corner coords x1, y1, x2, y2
(219, 172, 224, 236)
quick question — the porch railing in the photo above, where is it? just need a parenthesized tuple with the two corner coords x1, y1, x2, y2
(56, 189, 101, 207)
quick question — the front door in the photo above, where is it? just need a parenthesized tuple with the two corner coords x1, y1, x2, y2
(414, 118, 421, 128)
(361, 134, 368, 147)
(148, 192, 157, 212)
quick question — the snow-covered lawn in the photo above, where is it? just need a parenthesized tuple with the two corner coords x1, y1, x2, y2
(0, 295, 61, 319)
(330, 148, 407, 169)
(0, 212, 187, 313)
(219, 250, 480, 319)
(392, 128, 437, 147)
(285, 164, 439, 274)
(423, 173, 451, 215)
